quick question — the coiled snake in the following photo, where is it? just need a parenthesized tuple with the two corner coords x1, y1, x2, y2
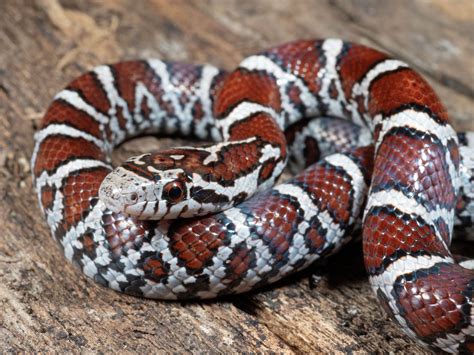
(32, 39, 474, 352)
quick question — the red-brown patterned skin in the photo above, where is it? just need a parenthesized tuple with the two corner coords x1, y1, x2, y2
(42, 101, 104, 137)
(214, 70, 288, 157)
(31, 40, 473, 352)
(338, 45, 387, 98)
(337, 44, 472, 350)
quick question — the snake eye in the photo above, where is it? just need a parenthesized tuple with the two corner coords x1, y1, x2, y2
(130, 193, 138, 202)
(163, 181, 185, 203)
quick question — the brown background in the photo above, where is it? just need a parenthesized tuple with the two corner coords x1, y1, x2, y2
(0, 0, 473, 352)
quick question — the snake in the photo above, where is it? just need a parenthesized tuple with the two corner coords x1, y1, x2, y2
(31, 39, 473, 352)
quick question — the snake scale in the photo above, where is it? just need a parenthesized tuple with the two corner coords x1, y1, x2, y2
(32, 39, 474, 352)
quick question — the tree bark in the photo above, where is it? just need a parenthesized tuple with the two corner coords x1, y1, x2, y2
(0, 0, 472, 352)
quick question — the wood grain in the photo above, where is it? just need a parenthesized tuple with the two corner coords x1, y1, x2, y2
(0, 0, 472, 352)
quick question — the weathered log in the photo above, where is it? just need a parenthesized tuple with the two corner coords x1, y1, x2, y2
(0, 0, 472, 352)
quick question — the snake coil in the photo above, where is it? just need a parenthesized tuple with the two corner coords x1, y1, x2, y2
(32, 39, 474, 352)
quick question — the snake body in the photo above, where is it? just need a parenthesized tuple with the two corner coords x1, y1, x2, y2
(32, 39, 473, 352)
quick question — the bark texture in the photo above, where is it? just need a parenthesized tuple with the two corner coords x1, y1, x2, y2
(0, 0, 472, 352)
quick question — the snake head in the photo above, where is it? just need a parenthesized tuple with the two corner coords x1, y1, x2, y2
(99, 152, 196, 220)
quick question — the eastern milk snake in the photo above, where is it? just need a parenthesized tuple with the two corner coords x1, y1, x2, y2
(32, 39, 474, 352)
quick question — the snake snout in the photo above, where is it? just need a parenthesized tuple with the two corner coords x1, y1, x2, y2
(99, 176, 125, 213)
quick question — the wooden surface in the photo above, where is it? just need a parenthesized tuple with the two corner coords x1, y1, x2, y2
(0, 0, 473, 352)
